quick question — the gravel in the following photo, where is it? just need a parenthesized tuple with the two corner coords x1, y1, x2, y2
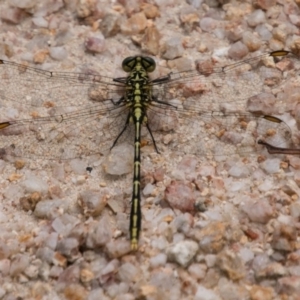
(0, 0, 300, 299)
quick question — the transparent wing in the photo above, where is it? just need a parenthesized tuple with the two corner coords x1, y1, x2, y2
(0, 50, 298, 160)
(146, 108, 293, 158)
(152, 50, 300, 113)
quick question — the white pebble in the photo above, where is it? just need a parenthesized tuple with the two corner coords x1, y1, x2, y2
(49, 46, 67, 61)
(195, 286, 221, 300)
(167, 240, 199, 267)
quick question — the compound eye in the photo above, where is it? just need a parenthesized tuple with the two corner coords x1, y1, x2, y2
(122, 56, 135, 72)
(142, 57, 156, 72)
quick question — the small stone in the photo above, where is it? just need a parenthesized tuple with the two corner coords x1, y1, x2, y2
(261, 158, 281, 174)
(247, 9, 266, 27)
(8, 173, 23, 181)
(121, 12, 147, 35)
(141, 3, 159, 18)
(228, 41, 248, 60)
(194, 286, 221, 300)
(99, 11, 120, 37)
(33, 49, 49, 64)
(19, 192, 42, 211)
(10, 254, 30, 277)
(200, 17, 217, 33)
(14, 159, 25, 169)
(254, 0, 276, 10)
(80, 268, 95, 283)
(78, 190, 108, 217)
(52, 252, 67, 267)
(149, 253, 167, 268)
(22, 176, 48, 194)
(216, 250, 245, 280)
(56, 238, 80, 261)
(255, 262, 287, 279)
(118, 262, 139, 282)
(86, 217, 112, 248)
(188, 263, 207, 280)
(85, 35, 106, 53)
(32, 17, 48, 28)
(161, 37, 184, 60)
(34, 199, 67, 219)
(141, 26, 160, 55)
(290, 201, 300, 218)
(278, 276, 300, 295)
(242, 31, 262, 52)
(247, 93, 276, 115)
(103, 144, 133, 176)
(49, 46, 67, 61)
(49, 265, 63, 278)
(241, 199, 273, 224)
(250, 285, 275, 300)
(289, 14, 300, 27)
(164, 180, 195, 213)
(166, 240, 199, 267)
(0, 7, 25, 24)
(256, 24, 272, 41)
(64, 283, 88, 300)
(193, 222, 227, 253)
(105, 240, 131, 258)
(228, 162, 250, 178)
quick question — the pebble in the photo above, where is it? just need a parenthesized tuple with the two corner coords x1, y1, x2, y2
(166, 240, 199, 268)
(22, 176, 48, 194)
(99, 11, 121, 37)
(118, 262, 139, 283)
(228, 162, 250, 178)
(194, 286, 221, 300)
(162, 37, 184, 60)
(103, 144, 133, 175)
(256, 262, 287, 279)
(164, 180, 195, 212)
(34, 199, 68, 219)
(86, 217, 112, 248)
(9, 254, 30, 277)
(216, 250, 245, 280)
(243, 31, 262, 51)
(88, 288, 109, 300)
(247, 93, 276, 115)
(247, 9, 266, 27)
(149, 253, 167, 268)
(261, 158, 281, 174)
(85, 35, 106, 53)
(32, 16, 48, 28)
(228, 41, 249, 60)
(0, 7, 24, 24)
(200, 17, 217, 33)
(123, 12, 147, 34)
(0, 287, 5, 298)
(242, 199, 273, 223)
(49, 46, 67, 61)
(194, 222, 227, 253)
(256, 24, 272, 41)
(278, 276, 300, 295)
(250, 285, 275, 300)
(105, 240, 131, 258)
(78, 190, 108, 217)
(140, 26, 160, 55)
(188, 263, 207, 280)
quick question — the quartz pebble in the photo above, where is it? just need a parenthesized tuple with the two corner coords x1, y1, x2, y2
(166, 240, 199, 267)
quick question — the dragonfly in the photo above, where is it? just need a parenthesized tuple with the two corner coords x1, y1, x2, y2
(0, 50, 299, 250)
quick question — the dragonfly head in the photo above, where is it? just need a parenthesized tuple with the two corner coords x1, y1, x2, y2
(122, 56, 156, 73)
